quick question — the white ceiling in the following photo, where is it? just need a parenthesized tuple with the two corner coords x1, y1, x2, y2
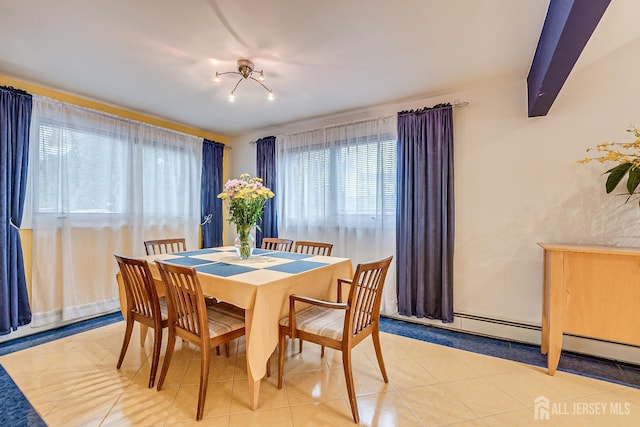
(0, 1, 637, 136)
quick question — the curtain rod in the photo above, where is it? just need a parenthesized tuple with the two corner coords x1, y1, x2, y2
(398, 100, 469, 115)
(453, 100, 469, 108)
(247, 100, 468, 145)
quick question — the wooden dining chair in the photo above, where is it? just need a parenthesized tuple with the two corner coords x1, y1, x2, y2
(290, 241, 335, 353)
(145, 237, 232, 356)
(114, 254, 168, 388)
(155, 260, 246, 421)
(277, 255, 393, 423)
(293, 240, 333, 256)
(144, 238, 187, 255)
(261, 237, 293, 251)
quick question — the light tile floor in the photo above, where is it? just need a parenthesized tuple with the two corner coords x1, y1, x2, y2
(1, 319, 640, 426)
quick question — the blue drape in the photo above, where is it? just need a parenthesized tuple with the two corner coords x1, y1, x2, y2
(201, 139, 225, 248)
(0, 86, 32, 334)
(396, 104, 454, 322)
(255, 136, 277, 247)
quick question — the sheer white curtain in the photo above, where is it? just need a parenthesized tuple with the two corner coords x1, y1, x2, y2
(276, 116, 398, 314)
(27, 96, 202, 326)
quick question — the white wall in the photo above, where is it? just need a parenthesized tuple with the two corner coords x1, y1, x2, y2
(225, 38, 640, 358)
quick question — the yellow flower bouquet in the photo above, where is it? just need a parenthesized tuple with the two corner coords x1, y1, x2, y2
(579, 126, 640, 203)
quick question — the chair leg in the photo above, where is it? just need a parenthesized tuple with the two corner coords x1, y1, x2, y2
(277, 328, 286, 389)
(139, 324, 149, 346)
(196, 345, 211, 421)
(116, 316, 135, 369)
(342, 348, 360, 424)
(156, 331, 176, 390)
(216, 345, 220, 356)
(299, 339, 326, 357)
(148, 326, 163, 388)
(371, 327, 388, 382)
(225, 342, 230, 357)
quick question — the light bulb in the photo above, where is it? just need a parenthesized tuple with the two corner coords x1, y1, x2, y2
(268, 91, 275, 101)
(214, 72, 221, 83)
(258, 71, 265, 82)
(229, 92, 235, 102)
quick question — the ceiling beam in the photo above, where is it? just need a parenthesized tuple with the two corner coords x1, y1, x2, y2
(527, 0, 611, 117)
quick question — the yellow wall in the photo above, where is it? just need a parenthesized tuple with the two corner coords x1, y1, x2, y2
(19, 229, 32, 301)
(3, 75, 230, 299)
(0, 75, 228, 143)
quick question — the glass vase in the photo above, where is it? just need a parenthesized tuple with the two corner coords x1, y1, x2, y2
(234, 224, 255, 259)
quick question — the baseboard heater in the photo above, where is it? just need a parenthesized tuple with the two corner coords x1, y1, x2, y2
(453, 312, 541, 333)
(383, 312, 640, 366)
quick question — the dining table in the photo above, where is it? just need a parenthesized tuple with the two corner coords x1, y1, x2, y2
(116, 246, 353, 410)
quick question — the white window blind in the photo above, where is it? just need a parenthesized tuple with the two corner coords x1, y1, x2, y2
(337, 137, 396, 216)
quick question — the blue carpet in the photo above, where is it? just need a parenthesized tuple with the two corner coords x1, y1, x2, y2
(0, 312, 123, 357)
(379, 317, 640, 389)
(0, 365, 46, 427)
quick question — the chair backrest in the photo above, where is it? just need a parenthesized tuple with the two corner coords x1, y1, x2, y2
(155, 260, 208, 341)
(261, 237, 293, 251)
(345, 256, 393, 338)
(144, 238, 187, 255)
(114, 254, 161, 321)
(293, 241, 333, 256)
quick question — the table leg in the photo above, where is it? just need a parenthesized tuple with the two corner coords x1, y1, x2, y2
(541, 250, 549, 355)
(546, 251, 564, 375)
(244, 307, 261, 410)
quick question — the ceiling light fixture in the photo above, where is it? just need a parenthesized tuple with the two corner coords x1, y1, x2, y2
(214, 59, 274, 102)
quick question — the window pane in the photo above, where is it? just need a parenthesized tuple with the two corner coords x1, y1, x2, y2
(280, 133, 396, 222)
(285, 146, 330, 219)
(38, 124, 127, 214)
(337, 138, 396, 216)
(36, 122, 196, 219)
(142, 142, 190, 217)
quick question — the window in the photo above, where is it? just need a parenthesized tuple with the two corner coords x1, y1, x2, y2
(37, 123, 128, 214)
(28, 96, 203, 327)
(336, 137, 396, 216)
(283, 144, 330, 220)
(35, 121, 194, 219)
(278, 122, 397, 225)
(276, 116, 398, 314)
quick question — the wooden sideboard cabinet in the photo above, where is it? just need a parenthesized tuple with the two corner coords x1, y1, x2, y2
(538, 243, 640, 375)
